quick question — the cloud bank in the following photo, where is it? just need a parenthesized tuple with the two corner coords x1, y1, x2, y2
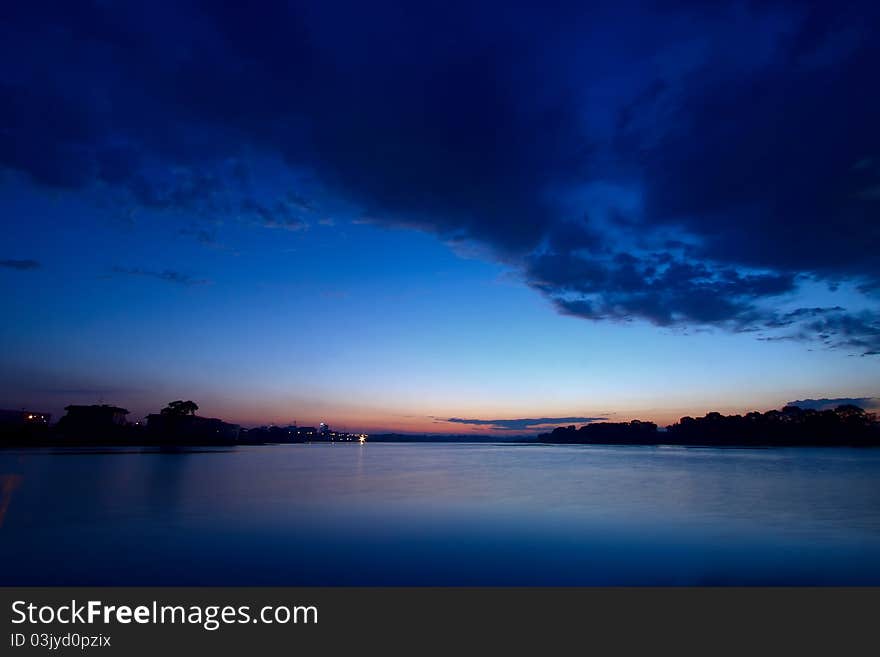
(1, 1, 879, 352)
(0, 259, 40, 270)
(445, 416, 606, 432)
(111, 267, 209, 287)
(786, 398, 878, 411)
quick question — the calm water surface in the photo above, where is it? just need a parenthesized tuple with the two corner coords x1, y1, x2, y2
(1, 443, 879, 585)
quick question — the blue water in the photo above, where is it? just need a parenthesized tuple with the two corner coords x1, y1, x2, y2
(1, 443, 879, 585)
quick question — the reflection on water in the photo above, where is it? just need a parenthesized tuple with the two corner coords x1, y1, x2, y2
(0, 473, 22, 528)
(1, 443, 879, 585)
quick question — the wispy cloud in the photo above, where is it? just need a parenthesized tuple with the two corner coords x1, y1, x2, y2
(242, 198, 308, 232)
(0, 259, 40, 270)
(444, 416, 606, 431)
(111, 267, 209, 286)
(786, 397, 878, 411)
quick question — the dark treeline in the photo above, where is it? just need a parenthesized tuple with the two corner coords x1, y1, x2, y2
(538, 420, 659, 445)
(1, 401, 252, 447)
(538, 405, 880, 447)
(666, 405, 879, 446)
(3, 401, 880, 448)
(0, 400, 369, 447)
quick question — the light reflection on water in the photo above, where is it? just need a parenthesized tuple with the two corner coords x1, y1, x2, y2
(1, 443, 879, 584)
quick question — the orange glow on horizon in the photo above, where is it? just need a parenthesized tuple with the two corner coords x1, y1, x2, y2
(185, 402, 816, 434)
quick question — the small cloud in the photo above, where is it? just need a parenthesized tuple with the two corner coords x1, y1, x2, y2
(0, 259, 40, 270)
(111, 266, 209, 286)
(444, 416, 606, 431)
(242, 197, 308, 231)
(856, 185, 880, 200)
(785, 397, 878, 411)
(286, 192, 315, 212)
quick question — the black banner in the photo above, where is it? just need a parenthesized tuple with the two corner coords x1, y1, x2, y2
(1, 588, 877, 655)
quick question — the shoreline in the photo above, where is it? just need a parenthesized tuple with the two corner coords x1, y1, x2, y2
(1, 438, 878, 449)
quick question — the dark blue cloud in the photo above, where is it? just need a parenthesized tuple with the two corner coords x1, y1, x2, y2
(0, 259, 40, 270)
(446, 416, 606, 431)
(240, 197, 308, 232)
(786, 398, 878, 411)
(111, 267, 209, 287)
(528, 251, 797, 326)
(618, 3, 880, 282)
(1, 0, 878, 352)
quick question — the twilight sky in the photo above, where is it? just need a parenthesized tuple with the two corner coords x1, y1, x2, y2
(1, 0, 879, 432)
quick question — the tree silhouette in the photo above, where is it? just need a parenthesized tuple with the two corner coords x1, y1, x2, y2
(835, 404, 869, 424)
(160, 400, 199, 417)
(538, 405, 880, 446)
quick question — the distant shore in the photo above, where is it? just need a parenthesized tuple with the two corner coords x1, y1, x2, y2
(2, 434, 878, 449)
(2, 403, 878, 448)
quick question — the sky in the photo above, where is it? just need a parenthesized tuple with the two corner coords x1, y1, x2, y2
(1, 0, 879, 433)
